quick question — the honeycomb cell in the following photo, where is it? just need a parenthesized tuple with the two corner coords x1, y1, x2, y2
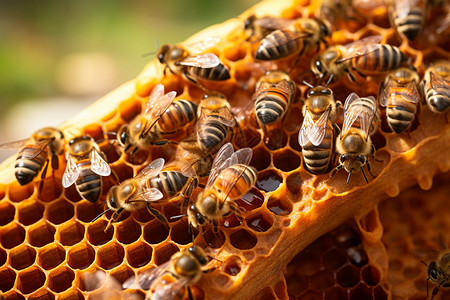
(86, 220, 114, 246)
(9, 244, 36, 270)
(17, 199, 44, 226)
(170, 219, 193, 245)
(57, 289, 84, 300)
(109, 264, 134, 286)
(349, 283, 372, 300)
(115, 218, 141, 245)
(153, 242, 179, 266)
(2, 290, 25, 300)
(267, 195, 293, 216)
(286, 172, 303, 195)
(56, 220, 85, 246)
(236, 129, 261, 149)
(37, 178, 63, 202)
(310, 270, 334, 291)
(162, 201, 184, 224)
(246, 211, 273, 232)
(0, 247, 6, 266)
(75, 200, 103, 223)
(46, 200, 74, 225)
(336, 264, 360, 288)
(0, 201, 15, 226)
(373, 286, 388, 300)
(362, 265, 380, 286)
(347, 246, 369, 267)
(273, 149, 301, 172)
(250, 146, 271, 171)
(224, 45, 247, 62)
(48, 266, 75, 293)
(335, 226, 361, 249)
(323, 286, 347, 300)
(0, 222, 26, 249)
(358, 209, 379, 233)
(132, 208, 154, 223)
(100, 142, 121, 164)
(63, 184, 83, 203)
(96, 241, 125, 270)
(28, 288, 55, 300)
(67, 242, 95, 270)
(143, 219, 169, 245)
(7, 181, 34, 203)
(223, 255, 242, 276)
(256, 169, 283, 192)
(37, 243, 66, 270)
(82, 123, 104, 141)
(236, 187, 264, 211)
(0, 266, 16, 292)
(118, 97, 142, 123)
(202, 228, 225, 249)
(126, 240, 153, 268)
(229, 229, 257, 250)
(322, 248, 348, 271)
(16, 265, 46, 294)
(222, 213, 242, 229)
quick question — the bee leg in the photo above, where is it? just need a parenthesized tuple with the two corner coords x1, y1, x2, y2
(202, 266, 217, 273)
(233, 115, 247, 148)
(366, 161, 376, 179)
(181, 177, 198, 212)
(361, 168, 369, 184)
(146, 203, 168, 224)
(104, 207, 123, 233)
(182, 72, 199, 86)
(38, 158, 51, 195)
(187, 286, 194, 300)
(326, 165, 343, 183)
(229, 203, 245, 222)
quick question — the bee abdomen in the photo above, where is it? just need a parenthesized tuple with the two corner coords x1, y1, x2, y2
(386, 105, 415, 133)
(15, 147, 47, 185)
(427, 95, 450, 113)
(158, 99, 198, 133)
(197, 119, 230, 153)
(394, 8, 423, 40)
(357, 45, 406, 73)
(150, 171, 188, 199)
(76, 166, 102, 203)
(255, 91, 289, 124)
(302, 127, 334, 174)
(255, 29, 299, 60)
(216, 165, 257, 200)
(190, 63, 230, 81)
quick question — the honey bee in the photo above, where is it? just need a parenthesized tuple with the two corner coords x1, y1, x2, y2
(244, 15, 296, 41)
(93, 157, 196, 231)
(0, 127, 65, 188)
(118, 83, 181, 155)
(388, 0, 427, 41)
(311, 35, 407, 83)
(255, 17, 331, 61)
(423, 250, 450, 300)
(299, 84, 340, 174)
(331, 93, 379, 184)
(196, 92, 236, 155)
(157, 38, 230, 84)
(378, 66, 420, 133)
(123, 245, 214, 300)
(62, 135, 111, 203)
(188, 143, 257, 232)
(420, 60, 450, 114)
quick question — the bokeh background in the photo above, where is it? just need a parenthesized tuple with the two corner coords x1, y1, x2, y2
(0, 0, 259, 162)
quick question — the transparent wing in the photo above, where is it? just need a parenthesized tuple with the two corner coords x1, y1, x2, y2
(205, 143, 234, 190)
(178, 159, 197, 177)
(430, 72, 450, 96)
(151, 277, 191, 300)
(136, 158, 165, 179)
(253, 17, 294, 30)
(395, 0, 413, 19)
(337, 35, 383, 63)
(233, 147, 253, 166)
(379, 76, 393, 107)
(0, 137, 30, 150)
(309, 109, 330, 146)
(298, 108, 315, 146)
(185, 36, 221, 54)
(123, 262, 171, 290)
(143, 85, 177, 135)
(260, 29, 312, 48)
(275, 79, 295, 95)
(178, 53, 220, 68)
(342, 93, 363, 135)
(90, 149, 111, 176)
(400, 81, 420, 104)
(197, 105, 235, 129)
(359, 96, 377, 138)
(145, 84, 165, 114)
(140, 188, 164, 202)
(62, 157, 80, 188)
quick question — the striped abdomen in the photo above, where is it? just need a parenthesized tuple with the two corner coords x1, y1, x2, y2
(214, 164, 257, 200)
(255, 87, 292, 125)
(148, 170, 188, 200)
(354, 45, 406, 74)
(255, 29, 302, 60)
(156, 99, 198, 134)
(15, 145, 48, 185)
(392, 6, 424, 40)
(302, 122, 335, 174)
(75, 160, 102, 203)
(423, 76, 450, 113)
(197, 116, 231, 154)
(386, 87, 418, 133)
(347, 97, 379, 135)
(187, 63, 230, 81)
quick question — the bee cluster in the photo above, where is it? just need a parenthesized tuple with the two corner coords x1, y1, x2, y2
(0, 0, 449, 299)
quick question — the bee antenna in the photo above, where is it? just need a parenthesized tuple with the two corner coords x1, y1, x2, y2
(91, 208, 111, 223)
(142, 38, 160, 58)
(207, 254, 223, 263)
(346, 170, 352, 185)
(302, 80, 314, 88)
(170, 214, 188, 221)
(325, 74, 334, 87)
(361, 168, 369, 184)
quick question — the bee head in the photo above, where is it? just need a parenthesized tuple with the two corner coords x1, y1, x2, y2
(187, 203, 208, 228)
(188, 246, 208, 266)
(427, 261, 439, 283)
(156, 44, 170, 63)
(106, 186, 119, 210)
(244, 15, 256, 30)
(174, 251, 199, 277)
(117, 125, 130, 149)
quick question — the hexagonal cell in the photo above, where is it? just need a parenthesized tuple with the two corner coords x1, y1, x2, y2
(229, 229, 257, 250)
(0, 247, 6, 266)
(223, 45, 247, 62)
(57, 288, 84, 300)
(9, 244, 37, 270)
(336, 264, 360, 288)
(75, 200, 104, 223)
(223, 255, 242, 276)
(7, 181, 34, 203)
(16, 265, 46, 294)
(256, 169, 283, 192)
(28, 288, 55, 300)
(349, 282, 372, 300)
(37, 177, 63, 202)
(373, 286, 388, 300)
(347, 246, 369, 267)
(285, 172, 304, 195)
(47, 266, 75, 293)
(236, 187, 264, 211)
(46, 199, 74, 225)
(115, 218, 141, 244)
(118, 97, 142, 122)
(63, 184, 83, 203)
(96, 241, 125, 270)
(246, 211, 273, 232)
(0, 201, 15, 226)
(109, 264, 135, 286)
(86, 220, 114, 246)
(361, 264, 380, 286)
(170, 218, 193, 245)
(27, 220, 56, 248)
(56, 220, 85, 246)
(250, 146, 271, 171)
(17, 199, 44, 226)
(0, 266, 16, 292)
(2, 290, 25, 300)
(0, 222, 26, 249)
(201, 228, 225, 249)
(126, 240, 153, 268)
(222, 213, 242, 229)
(37, 243, 66, 270)
(273, 148, 301, 172)
(310, 270, 334, 291)
(267, 195, 293, 216)
(132, 208, 154, 223)
(67, 242, 95, 270)
(143, 219, 169, 245)
(153, 242, 179, 266)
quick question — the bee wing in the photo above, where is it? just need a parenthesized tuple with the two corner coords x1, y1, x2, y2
(197, 105, 235, 129)
(344, 93, 376, 139)
(145, 84, 165, 114)
(337, 35, 383, 63)
(262, 29, 312, 47)
(309, 109, 330, 146)
(298, 108, 315, 147)
(143, 85, 177, 135)
(430, 72, 450, 96)
(135, 158, 165, 179)
(151, 276, 191, 300)
(123, 262, 171, 290)
(185, 36, 221, 54)
(178, 53, 220, 68)
(90, 149, 111, 176)
(62, 156, 80, 188)
(253, 17, 293, 30)
(233, 147, 253, 166)
(342, 92, 363, 134)
(205, 143, 234, 190)
(178, 159, 197, 177)
(394, 0, 413, 19)
(400, 80, 420, 104)
(140, 188, 164, 202)
(379, 76, 393, 107)
(0, 137, 30, 150)
(276, 79, 295, 95)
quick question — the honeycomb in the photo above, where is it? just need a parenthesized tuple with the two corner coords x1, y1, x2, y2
(0, 0, 449, 299)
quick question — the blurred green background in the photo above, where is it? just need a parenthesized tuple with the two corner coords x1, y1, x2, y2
(0, 0, 258, 161)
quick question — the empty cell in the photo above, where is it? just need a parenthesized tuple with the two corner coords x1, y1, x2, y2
(7, 181, 34, 203)
(67, 242, 95, 270)
(57, 288, 84, 300)
(250, 147, 271, 171)
(37, 178, 63, 202)
(336, 265, 361, 288)
(118, 98, 142, 122)
(48, 266, 75, 293)
(2, 290, 25, 299)
(223, 255, 242, 276)
(82, 123, 104, 141)
(28, 288, 55, 300)
(286, 172, 303, 195)
(170, 219, 192, 245)
(46, 200, 74, 225)
(163, 201, 184, 223)
(273, 279, 288, 300)
(87, 220, 114, 246)
(230, 229, 257, 250)
(0, 222, 26, 249)
(153, 242, 179, 266)
(224, 45, 247, 62)
(0, 266, 16, 292)
(126, 241, 153, 268)
(358, 209, 380, 233)
(373, 286, 388, 300)
(0, 247, 6, 266)
(64, 184, 83, 203)
(75, 200, 103, 223)
(143, 220, 169, 245)
(115, 218, 141, 244)
(273, 149, 301, 172)
(267, 196, 293, 216)
(323, 286, 347, 300)
(256, 170, 283, 192)
(202, 228, 225, 249)
(9, 245, 36, 270)
(246, 212, 273, 232)
(236, 187, 264, 211)
(362, 265, 380, 286)
(96, 241, 125, 270)
(132, 208, 154, 223)
(16, 265, 46, 294)
(56, 220, 85, 246)
(349, 283, 372, 300)
(310, 270, 335, 291)
(110, 264, 134, 286)
(0, 201, 15, 226)
(17, 199, 44, 226)
(37, 243, 66, 270)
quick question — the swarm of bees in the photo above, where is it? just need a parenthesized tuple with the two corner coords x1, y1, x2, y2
(1, 0, 450, 299)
